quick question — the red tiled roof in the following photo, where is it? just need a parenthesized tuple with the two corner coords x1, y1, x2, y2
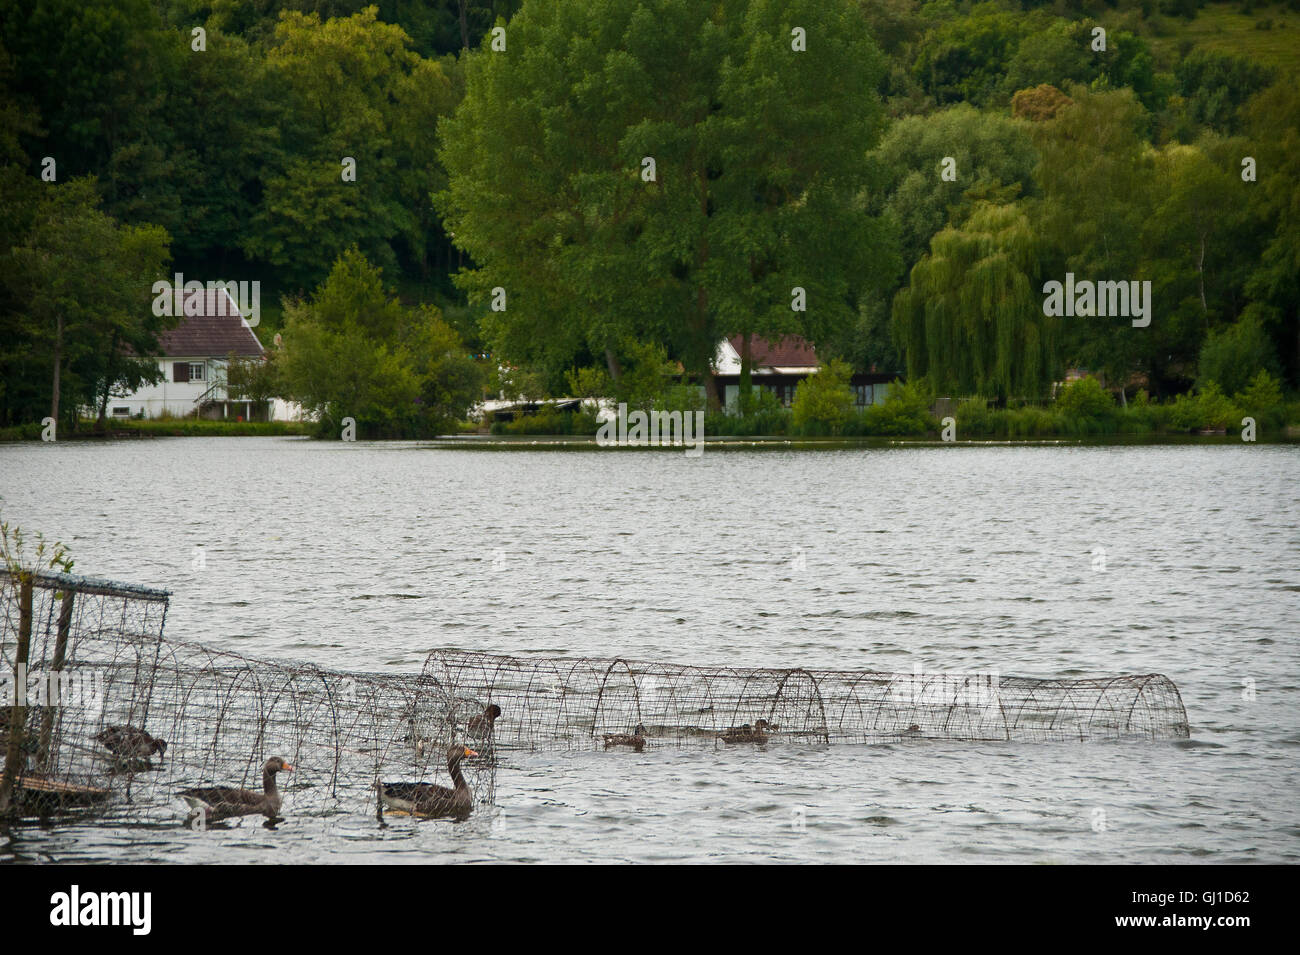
(157, 289, 264, 358)
(729, 334, 818, 368)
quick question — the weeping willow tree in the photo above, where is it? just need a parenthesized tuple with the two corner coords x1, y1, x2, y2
(892, 202, 1058, 401)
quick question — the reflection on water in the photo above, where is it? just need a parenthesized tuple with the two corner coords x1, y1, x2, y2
(0, 438, 1296, 862)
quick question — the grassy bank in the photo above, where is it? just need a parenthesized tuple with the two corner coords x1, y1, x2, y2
(0, 418, 311, 441)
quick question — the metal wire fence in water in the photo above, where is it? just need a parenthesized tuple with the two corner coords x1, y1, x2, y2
(0, 571, 497, 820)
(421, 649, 1192, 750)
(2, 570, 1191, 822)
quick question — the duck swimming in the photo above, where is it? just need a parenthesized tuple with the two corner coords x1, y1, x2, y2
(720, 719, 776, 744)
(178, 756, 292, 825)
(95, 725, 167, 766)
(378, 744, 477, 820)
(467, 704, 502, 738)
(602, 723, 647, 752)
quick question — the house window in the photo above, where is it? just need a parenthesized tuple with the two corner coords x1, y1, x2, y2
(111, 406, 130, 417)
(855, 384, 872, 407)
(189, 362, 205, 382)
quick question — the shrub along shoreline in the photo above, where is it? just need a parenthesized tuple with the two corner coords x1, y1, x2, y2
(488, 370, 1296, 441)
(5, 372, 1293, 443)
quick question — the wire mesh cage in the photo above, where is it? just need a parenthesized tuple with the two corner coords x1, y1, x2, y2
(418, 650, 1191, 751)
(0, 571, 496, 822)
(2, 570, 1191, 825)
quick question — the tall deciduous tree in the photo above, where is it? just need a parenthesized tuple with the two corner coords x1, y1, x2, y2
(892, 202, 1055, 401)
(438, 0, 889, 405)
(245, 7, 457, 291)
(1, 178, 170, 429)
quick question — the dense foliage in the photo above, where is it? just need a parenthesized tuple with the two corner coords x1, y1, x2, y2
(1, 0, 1296, 435)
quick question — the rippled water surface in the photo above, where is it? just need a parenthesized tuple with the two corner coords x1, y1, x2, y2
(1, 437, 1296, 863)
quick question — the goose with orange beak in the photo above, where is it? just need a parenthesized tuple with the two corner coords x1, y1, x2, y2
(179, 756, 293, 824)
(378, 744, 478, 819)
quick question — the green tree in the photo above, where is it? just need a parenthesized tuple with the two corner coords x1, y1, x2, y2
(911, 6, 1032, 106)
(438, 0, 889, 406)
(277, 249, 481, 436)
(1175, 50, 1273, 135)
(226, 351, 282, 419)
(245, 7, 457, 291)
(791, 358, 855, 435)
(1242, 80, 1300, 384)
(1032, 87, 1164, 391)
(867, 103, 1038, 275)
(0, 0, 186, 234)
(892, 202, 1055, 401)
(1196, 315, 1279, 395)
(1, 177, 170, 430)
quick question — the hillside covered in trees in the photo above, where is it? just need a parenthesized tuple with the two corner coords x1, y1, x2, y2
(0, 0, 1296, 436)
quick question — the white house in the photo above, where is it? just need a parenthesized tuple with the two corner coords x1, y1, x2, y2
(110, 288, 272, 420)
(713, 334, 895, 410)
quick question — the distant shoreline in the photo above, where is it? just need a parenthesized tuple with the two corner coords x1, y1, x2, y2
(5, 423, 1296, 446)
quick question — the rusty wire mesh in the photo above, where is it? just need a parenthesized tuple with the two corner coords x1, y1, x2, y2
(421, 649, 1191, 750)
(2, 570, 1191, 822)
(0, 571, 496, 820)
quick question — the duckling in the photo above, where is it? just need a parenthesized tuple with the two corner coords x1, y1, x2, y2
(602, 723, 647, 752)
(720, 718, 776, 744)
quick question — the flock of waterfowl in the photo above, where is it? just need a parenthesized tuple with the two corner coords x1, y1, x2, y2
(11, 705, 784, 825)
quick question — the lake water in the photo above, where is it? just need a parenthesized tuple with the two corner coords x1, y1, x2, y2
(0, 437, 1296, 863)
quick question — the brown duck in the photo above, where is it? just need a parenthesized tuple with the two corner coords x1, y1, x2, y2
(95, 725, 167, 764)
(378, 744, 477, 819)
(179, 757, 293, 824)
(467, 704, 502, 737)
(603, 723, 647, 752)
(720, 719, 776, 744)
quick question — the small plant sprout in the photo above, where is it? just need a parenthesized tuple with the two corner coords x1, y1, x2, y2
(0, 521, 75, 578)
